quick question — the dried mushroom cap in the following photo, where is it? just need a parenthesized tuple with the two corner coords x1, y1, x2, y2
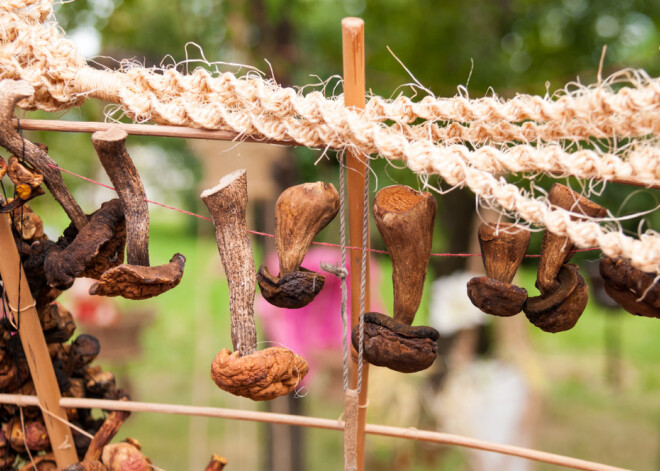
(467, 276, 527, 317)
(0, 156, 6, 179)
(89, 253, 185, 300)
(600, 257, 660, 318)
(45, 199, 126, 289)
(102, 441, 150, 471)
(524, 264, 589, 332)
(256, 265, 324, 309)
(12, 208, 43, 240)
(351, 312, 439, 373)
(257, 181, 339, 309)
(7, 155, 43, 189)
(211, 347, 309, 401)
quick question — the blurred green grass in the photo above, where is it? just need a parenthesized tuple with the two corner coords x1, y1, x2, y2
(77, 212, 660, 471)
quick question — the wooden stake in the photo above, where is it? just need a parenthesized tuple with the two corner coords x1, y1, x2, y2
(0, 214, 77, 468)
(342, 16, 370, 471)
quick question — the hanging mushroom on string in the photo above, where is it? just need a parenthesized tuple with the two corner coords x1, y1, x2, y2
(599, 257, 660, 318)
(351, 185, 439, 373)
(257, 182, 339, 308)
(87, 128, 185, 300)
(523, 183, 606, 332)
(202, 170, 308, 400)
(467, 222, 530, 317)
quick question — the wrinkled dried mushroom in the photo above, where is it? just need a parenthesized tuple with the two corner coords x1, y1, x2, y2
(88, 128, 185, 299)
(257, 182, 339, 308)
(7, 155, 43, 190)
(537, 184, 606, 294)
(523, 184, 604, 332)
(351, 185, 439, 373)
(467, 222, 529, 317)
(45, 199, 126, 290)
(600, 257, 660, 318)
(202, 170, 309, 400)
(524, 264, 588, 332)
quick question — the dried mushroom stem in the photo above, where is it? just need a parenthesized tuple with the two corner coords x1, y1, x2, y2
(537, 184, 606, 293)
(479, 223, 530, 283)
(84, 393, 131, 461)
(205, 454, 228, 471)
(0, 80, 87, 230)
(276, 182, 339, 274)
(92, 128, 149, 266)
(373, 185, 436, 325)
(201, 169, 257, 356)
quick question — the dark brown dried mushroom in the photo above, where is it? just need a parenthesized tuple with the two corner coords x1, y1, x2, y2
(467, 222, 529, 317)
(45, 199, 126, 290)
(202, 170, 309, 400)
(522, 184, 604, 332)
(537, 183, 607, 294)
(524, 264, 588, 332)
(257, 182, 339, 308)
(352, 312, 439, 373)
(351, 185, 439, 373)
(89, 128, 185, 300)
(600, 257, 660, 318)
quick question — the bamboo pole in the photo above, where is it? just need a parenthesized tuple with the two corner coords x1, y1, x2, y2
(342, 17, 370, 471)
(0, 215, 78, 468)
(0, 394, 630, 471)
(12, 119, 660, 191)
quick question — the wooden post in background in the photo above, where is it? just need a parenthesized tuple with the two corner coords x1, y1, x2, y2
(0, 214, 78, 468)
(342, 17, 370, 471)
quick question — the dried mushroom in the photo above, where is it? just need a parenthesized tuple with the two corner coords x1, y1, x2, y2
(523, 184, 605, 332)
(45, 199, 126, 290)
(257, 182, 339, 308)
(202, 170, 309, 400)
(467, 222, 529, 316)
(600, 257, 660, 318)
(89, 128, 185, 299)
(7, 155, 43, 188)
(102, 439, 151, 471)
(351, 185, 439, 373)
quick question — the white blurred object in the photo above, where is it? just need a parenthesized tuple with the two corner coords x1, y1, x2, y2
(428, 360, 531, 471)
(430, 271, 489, 335)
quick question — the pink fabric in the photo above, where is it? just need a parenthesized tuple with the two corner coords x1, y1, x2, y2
(255, 246, 382, 383)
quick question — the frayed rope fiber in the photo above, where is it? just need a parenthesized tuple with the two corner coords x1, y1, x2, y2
(2, 0, 660, 273)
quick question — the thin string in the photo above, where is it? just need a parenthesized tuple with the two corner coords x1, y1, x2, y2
(356, 157, 369, 394)
(338, 154, 349, 391)
(46, 162, 599, 259)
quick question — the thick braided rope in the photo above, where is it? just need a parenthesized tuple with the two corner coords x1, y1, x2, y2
(2, 0, 660, 273)
(397, 114, 660, 144)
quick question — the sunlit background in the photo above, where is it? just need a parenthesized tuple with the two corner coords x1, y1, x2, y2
(10, 0, 660, 469)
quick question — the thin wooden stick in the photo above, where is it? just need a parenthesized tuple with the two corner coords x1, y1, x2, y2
(0, 215, 78, 468)
(13, 118, 302, 147)
(342, 16, 370, 471)
(12, 118, 660, 191)
(0, 394, 629, 471)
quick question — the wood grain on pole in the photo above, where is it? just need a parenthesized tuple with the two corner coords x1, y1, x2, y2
(0, 395, 630, 471)
(342, 16, 370, 471)
(0, 215, 78, 468)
